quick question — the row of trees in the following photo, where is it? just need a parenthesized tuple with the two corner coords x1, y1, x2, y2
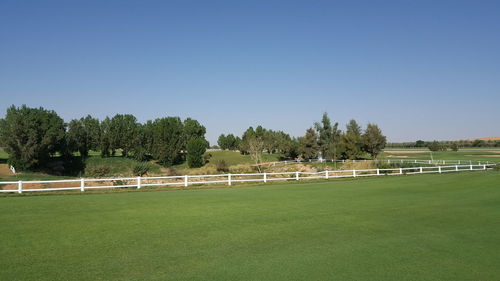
(387, 139, 500, 149)
(217, 113, 387, 162)
(0, 105, 208, 171)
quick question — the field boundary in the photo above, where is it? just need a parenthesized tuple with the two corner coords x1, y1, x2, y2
(0, 160, 496, 194)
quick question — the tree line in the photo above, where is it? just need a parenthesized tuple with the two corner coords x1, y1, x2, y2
(218, 113, 387, 162)
(0, 105, 208, 171)
(387, 139, 500, 150)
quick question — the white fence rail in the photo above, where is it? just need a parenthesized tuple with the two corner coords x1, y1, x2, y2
(263, 158, 494, 167)
(0, 163, 494, 194)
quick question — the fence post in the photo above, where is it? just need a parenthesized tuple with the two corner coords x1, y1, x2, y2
(420, 167, 423, 173)
(388, 159, 390, 164)
(228, 174, 232, 186)
(399, 168, 403, 175)
(184, 175, 188, 187)
(470, 164, 473, 171)
(325, 170, 329, 179)
(295, 171, 299, 180)
(80, 178, 85, 192)
(458, 160, 461, 164)
(483, 165, 486, 170)
(438, 166, 442, 174)
(455, 165, 458, 172)
(18, 180, 22, 194)
(137, 176, 141, 189)
(263, 173, 267, 183)
(353, 170, 357, 178)
(376, 168, 380, 175)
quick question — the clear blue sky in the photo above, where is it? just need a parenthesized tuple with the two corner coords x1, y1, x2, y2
(1, 0, 499, 144)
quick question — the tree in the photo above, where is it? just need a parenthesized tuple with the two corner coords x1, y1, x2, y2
(299, 128, 319, 159)
(314, 113, 341, 159)
(218, 134, 228, 150)
(450, 143, 459, 152)
(184, 118, 206, 149)
(415, 140, 426, 147)
(427, 141, 445, 152)
(187, 137, 207, 168)
(0, 105, 66, 170)
(362, 123, 386, 158)
(99, 117, 112, 157)
(248, 137, 265, 172)
(109, 114, 139, 157)
(150, 117, 184, 166)
(67, 115, 100, 158)
(341, 119, 363, 159)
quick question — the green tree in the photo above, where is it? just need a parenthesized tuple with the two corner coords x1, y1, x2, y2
(67, 115, 100, 158)
(299, 128, 319, 159)
(150, 117, 184, 166)
(218, 134, 228, 150)
(0, 105, 66, 170)
(450, 143, 459, 152)
(362, 123, 386, 158)
(187, 137, 207, 168)
(415, 140, 426, 147)
(314, 113, 341, 160)
(99, 117, 112, 157)
(341, 119, 363, 159)
(109, 114, 139, 157)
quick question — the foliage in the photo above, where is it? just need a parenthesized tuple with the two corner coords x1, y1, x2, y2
(150, 117, 185, 166)
(215, 159, 229, 172)
(187, 137, 208, 168)
(427, 141, 446, 152)
(67, 115, 100, 158)
(299, 128, 319, 159)
(450, 143, 459, 152)
(339, 119, 363, 159)
(314, 113, 341, 159)
(0, 105, 66, 171)
(132, 162, 151, 176)
(362, 123, 387, 158)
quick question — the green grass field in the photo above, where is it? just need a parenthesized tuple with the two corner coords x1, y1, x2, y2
(1, 171, 499, 281)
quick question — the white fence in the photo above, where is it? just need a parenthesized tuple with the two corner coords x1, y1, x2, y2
(263, 158, 493, 167)
(0, 163, 494, 194)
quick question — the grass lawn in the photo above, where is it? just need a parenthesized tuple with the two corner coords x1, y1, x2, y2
(381, 149, 500, 162)
(1, 171, 499, 280)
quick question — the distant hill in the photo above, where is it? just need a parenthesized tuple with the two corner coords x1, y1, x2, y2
(467, 137, 500, 141)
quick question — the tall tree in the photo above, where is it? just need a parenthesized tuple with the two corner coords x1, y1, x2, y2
(299, 128, 319, 159)
(109, 114, 139, 157)
(341, 119, 363, 159)
(0, 105, 66, 170)
(67, 115, 100, 158)
(150, 117, 184, 166)
(314, 113, 341, 159)
(362, 123, 386, 158)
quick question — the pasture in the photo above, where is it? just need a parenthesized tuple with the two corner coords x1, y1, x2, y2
(1, 171, 499, 280)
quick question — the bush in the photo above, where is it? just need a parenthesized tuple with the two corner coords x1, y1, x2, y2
(132, 163, 151, 176)
(216, 160, 229, 172)
(85, 165, 111, 177)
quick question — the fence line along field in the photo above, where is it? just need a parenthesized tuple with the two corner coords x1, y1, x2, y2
(1, 171, 499, 281)
(0, 159, 494, 194)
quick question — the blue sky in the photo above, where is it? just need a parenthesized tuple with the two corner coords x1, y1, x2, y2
(1, 0, 499, 144)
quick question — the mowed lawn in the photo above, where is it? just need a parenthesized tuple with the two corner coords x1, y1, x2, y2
(1, 172, 499, 281)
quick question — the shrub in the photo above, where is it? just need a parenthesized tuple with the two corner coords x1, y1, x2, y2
(85, 165, 111, 177)
(216, 160, 229, 172)
(132, 162, 151, 176)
